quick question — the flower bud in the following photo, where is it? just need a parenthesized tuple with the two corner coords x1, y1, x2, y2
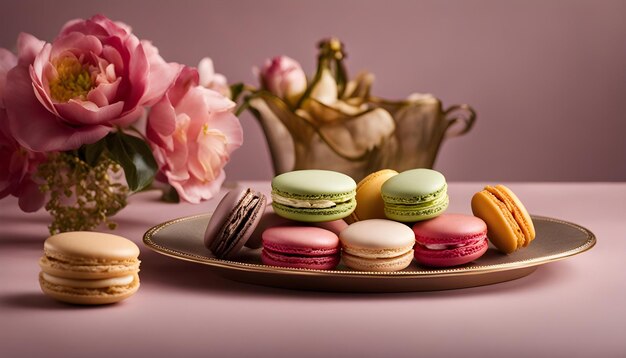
(309, 68, 338, 106)
(260, 56, 307, 105)
(198, 57, 231, 98)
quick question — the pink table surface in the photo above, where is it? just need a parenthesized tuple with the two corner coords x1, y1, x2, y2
(1, 182, 625, 357)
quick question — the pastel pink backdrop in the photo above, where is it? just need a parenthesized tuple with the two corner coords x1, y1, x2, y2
(2, 0, 625, 182)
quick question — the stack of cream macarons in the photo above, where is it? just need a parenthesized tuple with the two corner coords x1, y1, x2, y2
(38, 232, 141, 305)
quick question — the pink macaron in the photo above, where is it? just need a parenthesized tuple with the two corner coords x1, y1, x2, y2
(412, 213, 488, 267)
(262, 226, 340, 270)
(249, 206, 349, 249)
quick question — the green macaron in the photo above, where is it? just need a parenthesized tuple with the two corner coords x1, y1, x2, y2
(381, 168, 449, 222)
(271, 170, 357, 222)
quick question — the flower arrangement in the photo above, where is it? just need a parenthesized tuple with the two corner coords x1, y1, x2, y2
(239, 38, 476, 181)
(0, 15, 243, 233)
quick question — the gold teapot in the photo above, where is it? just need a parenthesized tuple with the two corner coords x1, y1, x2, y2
(247, 39, 475, 182)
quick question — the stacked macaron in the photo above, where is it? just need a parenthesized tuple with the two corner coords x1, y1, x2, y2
(204, 188, 267, 259)
(381, 168, 449, 222)
(340, 219, 415, 272)
(471, 185, 536, 254)
(38, 232, 141, 305)
(270, 170, 357, 223)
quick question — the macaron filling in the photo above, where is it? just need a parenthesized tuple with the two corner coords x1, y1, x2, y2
(481, 189, 526, 248)
(382, 183, 448, 205)
(271, 190, 355, 209)
(263, 242, 339, 257)
(262, 249, 340, 270)
(42, 272, 135, 288)
(419, 237, 487, 251)
(342, 244, 414, 259)
(341, 250, 414, 272)
(271, 195, 337, 209)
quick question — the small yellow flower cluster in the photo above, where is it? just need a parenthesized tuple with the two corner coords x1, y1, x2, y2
(38, 153, 128, 234)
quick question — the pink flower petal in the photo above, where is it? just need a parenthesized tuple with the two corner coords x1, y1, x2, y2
(147, 93, 177, 137)
(124, 41, 149, 111)
(207, 111, 244, 153)
(87, 77, 121, 106)
(109, 105, 143, 127)
(173, 87, 208, 136)
(173, 170, 225, 204)
(60, 17, 108, 39)
(31, 62, 59, 115)
(167, 66, 199, 106)
(5, 64, 111, 151)
(0, 48, 17, 108)
(55, 99, 124, 125)
(50, 32, 103, 59)
(199, 87, 236, 112)
(102, 45, 123, 75)
(17, 178, 46, 212)
(140, 40, 182, 106)
(16, 33, 45, 65)
(189, 129, 228, 182)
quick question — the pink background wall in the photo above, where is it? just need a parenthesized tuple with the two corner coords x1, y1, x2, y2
(2, 0, 625, 181)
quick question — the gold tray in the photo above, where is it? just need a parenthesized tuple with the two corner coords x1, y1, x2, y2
(143, 215, 595, 292)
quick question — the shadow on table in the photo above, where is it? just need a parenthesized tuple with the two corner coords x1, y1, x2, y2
(140, 248, 574, 301)
(0, 292, 113, 311)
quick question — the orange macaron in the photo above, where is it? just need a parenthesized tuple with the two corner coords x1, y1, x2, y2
(346, 169, 398, 224)
(471, 185, 536, 254)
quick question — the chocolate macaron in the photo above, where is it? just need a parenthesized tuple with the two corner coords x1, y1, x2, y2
(204, 188, 267, 259)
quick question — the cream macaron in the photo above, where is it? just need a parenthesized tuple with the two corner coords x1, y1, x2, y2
(39, 231, 141, 305)
(339, 219, 415, 271)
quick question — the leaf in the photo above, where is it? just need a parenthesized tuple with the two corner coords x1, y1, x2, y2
(229, 83, 245, 103)
(83, 138, 107, 166)
(105, 132, 157, 192)
(160, 184, 180, 203)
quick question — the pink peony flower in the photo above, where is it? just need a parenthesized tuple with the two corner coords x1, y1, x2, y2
(147, 66, 243, 203)
(0, 49, 46, 212)
(4, 14, 181, 152)
(259, 56, 307, 105)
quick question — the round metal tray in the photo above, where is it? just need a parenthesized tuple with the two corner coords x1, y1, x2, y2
(143, 214, 595, 292)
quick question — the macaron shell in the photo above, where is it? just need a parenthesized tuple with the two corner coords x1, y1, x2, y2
(271, 170, 357, 200)
(342, 250, 414, 272)
(348, 169, 398, 223)
(384, 194, 449, 222)
(44, 232, 140, 263)
(249, 207, 349, 248)
(381, 169, 447, 203)
(471, 190, 524, 253)
(204, 188, 267, 259)
(489, 185, 536, 245)
(262, 250, 340, 270)
(262, 226, 340, 254)
(412, 213, 488, 246)
(414, 239, 488, 267)
(339, 219, 416, 250)
(39, 272, 140, 305)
